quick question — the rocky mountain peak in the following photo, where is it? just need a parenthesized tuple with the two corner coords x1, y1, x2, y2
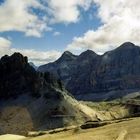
(0, 52, 29, 73)
(116, 42, 137, 52)
(0, 53, 39, 99)
(2, 52, 27, 64)
(78, 49, 98, 61)
(120, 42, 135, 47)
(79, 49, 97, 57)
(63, 51, 73, 56)
(108, 42, 140, 60)
(57, 51, 77, 63)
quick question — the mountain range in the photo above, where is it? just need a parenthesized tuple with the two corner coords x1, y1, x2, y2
(1, 42, 140, 137)
(38, 42, 140, 101)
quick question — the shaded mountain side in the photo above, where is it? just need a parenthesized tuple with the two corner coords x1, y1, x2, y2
(38, 51, 78, 87)
(0, 53, 103, 135)
(38, 42, 140, 100)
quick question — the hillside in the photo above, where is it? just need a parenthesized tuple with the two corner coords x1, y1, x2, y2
(0, 53, 103, 135)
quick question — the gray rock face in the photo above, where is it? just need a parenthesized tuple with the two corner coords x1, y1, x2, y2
(38, 42, 140, 98)
(38, 51, 78, 86)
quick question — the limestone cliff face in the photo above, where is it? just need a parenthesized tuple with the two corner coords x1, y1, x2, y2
(38, 42, 140, 98)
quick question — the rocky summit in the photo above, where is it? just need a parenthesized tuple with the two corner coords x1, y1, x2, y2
(38, 42, 140, 100)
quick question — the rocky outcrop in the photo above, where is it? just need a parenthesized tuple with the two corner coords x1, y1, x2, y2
(38, 42, 140, 100)
(0, 53, 41, 98)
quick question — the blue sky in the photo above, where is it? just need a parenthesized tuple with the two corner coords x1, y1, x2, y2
(0, 0, 139, 65)
(0, 2, 100, 52)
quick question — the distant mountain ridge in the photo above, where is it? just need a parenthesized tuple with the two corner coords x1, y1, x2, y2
(38, 42, 140, 100)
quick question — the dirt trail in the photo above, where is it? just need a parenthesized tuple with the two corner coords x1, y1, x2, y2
(116, 130, 127, 140)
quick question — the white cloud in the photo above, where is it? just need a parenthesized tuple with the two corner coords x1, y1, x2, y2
(53, 31, 61, 36)
(0, 37, 61, 65)
(47, 0, 93, 24)
(0, 37, 11, 56)
(11, 48, 61, 65)
(67, 0, 140, 54)
(0, 0, 93, 36)
(0, 0, 48, 37)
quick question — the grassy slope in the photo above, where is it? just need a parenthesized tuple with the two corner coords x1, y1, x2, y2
(26, 117, 140, 140)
